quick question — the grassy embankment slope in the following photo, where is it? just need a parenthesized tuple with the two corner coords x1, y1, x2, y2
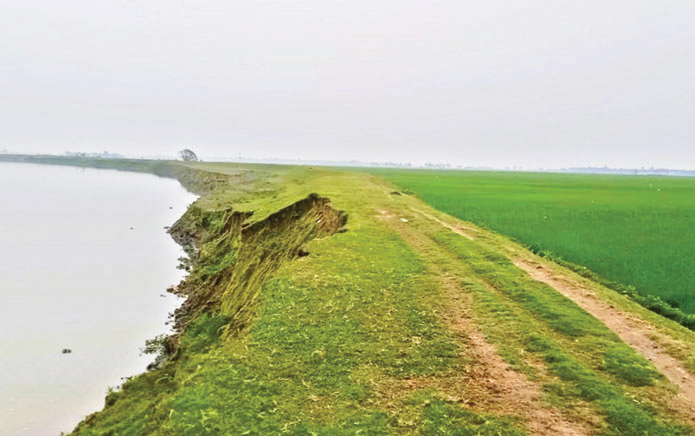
(6, 156, 695, 434)
(374, 170, 695, 315)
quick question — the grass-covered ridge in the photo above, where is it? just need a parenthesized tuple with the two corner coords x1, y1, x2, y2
(373, 169, 695, 314)
(63, 162, 529, 435)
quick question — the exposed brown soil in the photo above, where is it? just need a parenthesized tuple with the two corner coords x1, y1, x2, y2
(514, 258, 695, 423)
(376, 208, 589, 436)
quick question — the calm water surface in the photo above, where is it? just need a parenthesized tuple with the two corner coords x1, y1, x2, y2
(0, 162, 197, 436)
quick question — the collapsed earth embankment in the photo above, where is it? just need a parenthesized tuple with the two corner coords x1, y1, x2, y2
(167, 192, 348, 346)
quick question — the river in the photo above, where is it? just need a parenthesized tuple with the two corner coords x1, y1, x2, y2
(0, 162, 197, 436)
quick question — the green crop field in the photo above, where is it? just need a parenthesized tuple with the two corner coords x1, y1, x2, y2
(374, 170, 695, 313)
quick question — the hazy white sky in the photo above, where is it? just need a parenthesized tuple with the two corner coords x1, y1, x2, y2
(1, 1, 694, 168)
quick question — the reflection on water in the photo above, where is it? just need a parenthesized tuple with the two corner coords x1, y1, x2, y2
(0, 162, 197, 436)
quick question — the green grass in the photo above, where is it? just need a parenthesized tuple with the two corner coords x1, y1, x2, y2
(374, 169, 695, 313)
(7, 156, 687, 434)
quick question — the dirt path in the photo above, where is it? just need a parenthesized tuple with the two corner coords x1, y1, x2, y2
(409, 208, 477, 240)
(377, 209, 588, 436)
(514, 258, 695, 421)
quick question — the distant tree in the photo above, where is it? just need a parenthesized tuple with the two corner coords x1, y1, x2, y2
(178, 149, 198, 162)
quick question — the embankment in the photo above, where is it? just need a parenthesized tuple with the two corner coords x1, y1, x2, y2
(167, 192, 348, 345)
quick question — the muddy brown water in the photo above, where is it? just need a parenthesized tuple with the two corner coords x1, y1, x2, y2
(0, 162, 197, 436)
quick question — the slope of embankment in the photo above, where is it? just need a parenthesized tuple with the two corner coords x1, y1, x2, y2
(6, 156, 695, 435)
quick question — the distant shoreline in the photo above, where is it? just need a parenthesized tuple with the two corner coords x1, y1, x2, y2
(2, 152, 694, 177)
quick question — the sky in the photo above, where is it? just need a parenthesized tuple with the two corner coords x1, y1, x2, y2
(1, 1, 694, 169)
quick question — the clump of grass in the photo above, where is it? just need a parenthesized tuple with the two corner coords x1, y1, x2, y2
(414, 392, 525, 436)
(602, 345, 662, 387)
(179, 313, 230, 353)
(140, 334, 169, 356)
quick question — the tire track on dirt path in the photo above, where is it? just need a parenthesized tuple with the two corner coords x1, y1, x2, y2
(408, 208, 478, 240)
(377, 209, 589, 436)
(514, 258, 695, 423)
(438, 274, 589, 436)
